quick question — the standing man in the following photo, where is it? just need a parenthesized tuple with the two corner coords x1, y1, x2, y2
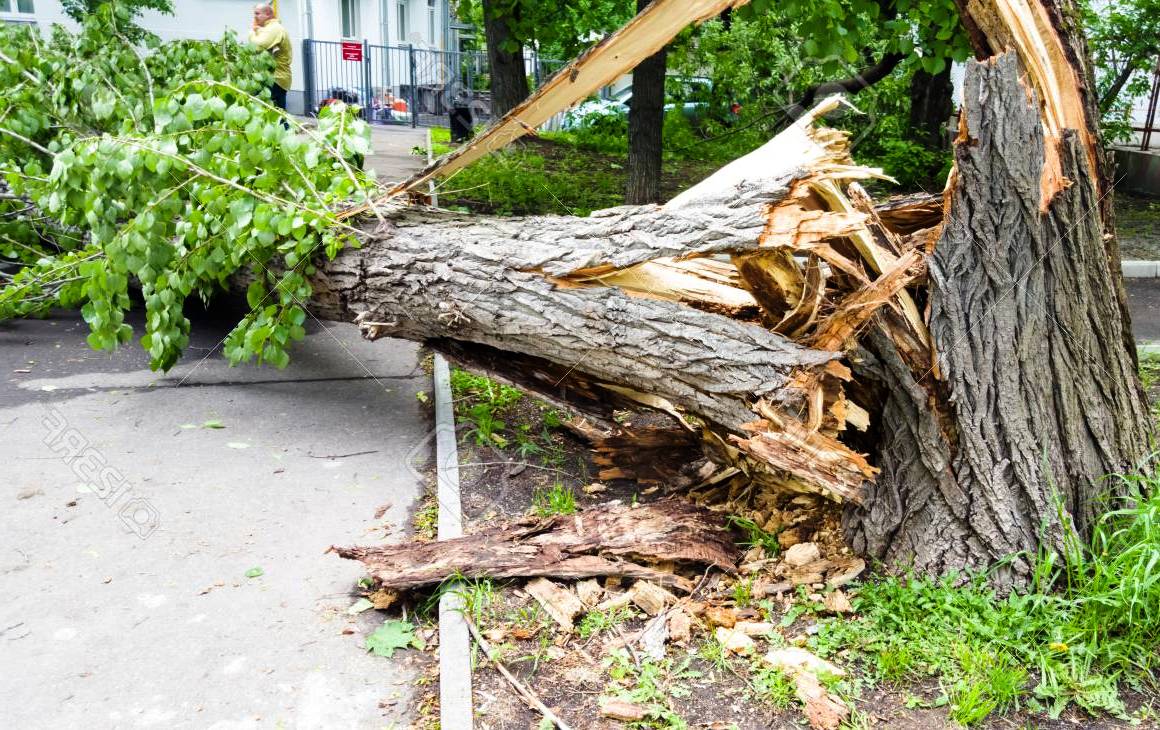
(249, 3, 292, 111)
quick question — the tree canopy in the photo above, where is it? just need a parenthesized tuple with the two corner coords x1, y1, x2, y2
(0, 2, 374, 371)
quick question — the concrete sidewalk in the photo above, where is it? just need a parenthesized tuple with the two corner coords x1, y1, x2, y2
(1, 308, 430, 730)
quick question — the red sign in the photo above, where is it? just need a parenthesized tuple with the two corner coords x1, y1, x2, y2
(341, 41, 363, 62)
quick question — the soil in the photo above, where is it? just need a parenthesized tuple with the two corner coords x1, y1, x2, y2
(1116, 192, 1160, 260)
(383, 364, 1160, 730)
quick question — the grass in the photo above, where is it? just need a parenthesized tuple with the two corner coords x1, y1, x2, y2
(811, 475, 1160, 724)
(726, 514, 781, 556)
(577, 604, 634, 639)
(448, 366, 565, 461)
(531, 482, 577, 517)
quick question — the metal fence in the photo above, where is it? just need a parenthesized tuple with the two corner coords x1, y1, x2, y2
(302, 39, 566, 128)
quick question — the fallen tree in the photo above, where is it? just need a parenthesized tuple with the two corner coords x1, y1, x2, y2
(0, 0, 1151, 587)
(323, 0, 1151, 587)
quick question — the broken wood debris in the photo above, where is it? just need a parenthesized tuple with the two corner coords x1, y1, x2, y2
(331, 499, 740, 593)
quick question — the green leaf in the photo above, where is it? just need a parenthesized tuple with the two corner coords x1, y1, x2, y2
(202, 419, 225, 429)
(366, 619, 419, 658)
(244, 566, 264, 578)
(347, 597, 374, 615)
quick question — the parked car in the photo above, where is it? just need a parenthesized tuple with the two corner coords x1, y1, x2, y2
(561, 76, 738, 129)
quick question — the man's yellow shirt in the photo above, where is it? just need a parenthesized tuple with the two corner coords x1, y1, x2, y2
(249, 19, 292, 91)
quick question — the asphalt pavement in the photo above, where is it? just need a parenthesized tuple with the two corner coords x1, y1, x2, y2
(0, 125, 432, 730)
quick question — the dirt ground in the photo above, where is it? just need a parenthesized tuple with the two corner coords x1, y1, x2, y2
(389, 387, 1158, 730)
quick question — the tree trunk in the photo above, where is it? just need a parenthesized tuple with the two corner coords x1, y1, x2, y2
(907, 66, 953, 147)
(308, 0, 1149, 588)
(626, 0, 667, 205)
(844, 0, 1150, 586)
(481, 0, 529, 118)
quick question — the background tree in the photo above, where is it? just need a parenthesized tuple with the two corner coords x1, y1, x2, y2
(479, 0, 529, 117)
(625, 0, 665, 204)
(456, 0, 634, 116)
(1080, 0, 1160, 141)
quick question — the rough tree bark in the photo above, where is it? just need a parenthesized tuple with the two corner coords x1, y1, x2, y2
(844, 0, 1150, 584)
(311, 0, 1149, 587)
(626, 0, 667, 204)
(481, 0, 529, 118)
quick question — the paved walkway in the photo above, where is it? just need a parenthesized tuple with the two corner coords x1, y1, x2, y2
(1, 310, 429, 729)
(366, 125, 429, 184)
(0, 126, 433, 730)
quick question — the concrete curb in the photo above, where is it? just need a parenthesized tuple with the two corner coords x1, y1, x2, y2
(433, 354, 473, 730)
(1123, 261, 1160, 278)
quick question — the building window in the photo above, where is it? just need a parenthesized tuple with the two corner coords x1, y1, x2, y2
(396, 1, 407, 42)
(340, 0, 359, 38)
(0, 0, 36, 13)
(427, 0, 436, 43)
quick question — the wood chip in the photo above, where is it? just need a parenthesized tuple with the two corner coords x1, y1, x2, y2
(778, 526, 808, 549)
(668, 609, 693, 644)
(752, 580, 792, 598)
(639, 615, 669, 660)
(784, 542, 821, 567)
(734, 621, 776, 637)
(715, 626, 756, 655)
(764, 647, 845, 677)
(764, 648, 850, 730)
(600, 698, 647, 722)
(822, 590, 853, 614)
(526, 578, 585, 631)
(575, 578, 604, 607)
(628, 581, 676, 616)
(825, 557, 866, 588)
(703, 605, 737, 628)
(595, 591, 633, 613)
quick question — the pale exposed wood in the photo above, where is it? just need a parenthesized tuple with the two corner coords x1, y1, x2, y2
(526, 578, 586, 630)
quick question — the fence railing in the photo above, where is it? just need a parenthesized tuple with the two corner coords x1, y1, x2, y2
(302, 39, 566, 129)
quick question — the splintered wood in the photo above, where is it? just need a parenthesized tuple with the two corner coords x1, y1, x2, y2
(331, 499, 740, 593)
(549, 97, 935, 504)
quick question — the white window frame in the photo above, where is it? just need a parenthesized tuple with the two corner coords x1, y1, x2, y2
(396, 0, 407, 42)
(340, 0, 360, 38)
(0, 0, 36, 15)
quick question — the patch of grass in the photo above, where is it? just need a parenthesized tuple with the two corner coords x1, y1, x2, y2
(812, 475, 1160, 724)
(749, 663, 797, 709)
(412, 494, 438, 539)
(531, 482, 577, 517)
(578, 604, 635, 639)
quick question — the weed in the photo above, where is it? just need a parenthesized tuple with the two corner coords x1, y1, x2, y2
(750, 664, 796, 709)
(605, 650, 698, 729)
(532, 483, 577, 517)
(412, 495, 438, 540)
(725, 515, 781, 556)
(578, 605, 634, 639)
(732, 578, 754, 608)
(462, 403, 508, 447)
(696, 637, 731, 671)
